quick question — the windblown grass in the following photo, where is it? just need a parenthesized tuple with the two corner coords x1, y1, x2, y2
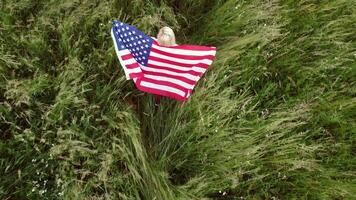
(1, 0, 355, 199)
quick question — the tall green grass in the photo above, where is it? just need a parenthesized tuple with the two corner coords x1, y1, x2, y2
(1, 0, 355, 199)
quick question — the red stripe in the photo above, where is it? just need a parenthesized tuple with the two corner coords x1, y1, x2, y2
(125, 62, 139, 69)
(150, 47, 215, 60)
(135, 81, 187, 102)
(129, 72, 144, 79)
(140, 77, 188, 95)
(149, 56, 210, 68)
(141, 70, 197, 85)
(121, 53, 133, 60)
(146, 63, 203, 77)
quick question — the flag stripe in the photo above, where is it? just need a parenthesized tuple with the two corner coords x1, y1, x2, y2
(150, 52, 213, 65)
(141, 77, 189, 92)
(150, 47, 215, 60)
(121, 54, 133, 60)
(147, 60, 206, 73)
(125, 63, 139, 69)
(142, 70, 196, 85)
(119, 49, 131, 56)
(126, 67, 142, 74)
(149, 51, 213, 65)
(129, 72, 144, 79)
(141, 65, 200, 81)
(145, 63, 203, 77)
(149, 55, 209, 69)
(122, 58, 137, 65)
(144, 74, 194, 89)
(139, 80, 186, 97)
(148, 56, 210, 69)
(152, 43, 216, 56)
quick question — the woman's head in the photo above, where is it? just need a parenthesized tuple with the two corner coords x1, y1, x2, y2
(157, 26, 176, 46)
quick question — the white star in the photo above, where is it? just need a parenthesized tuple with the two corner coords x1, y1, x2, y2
(120, 45, 124, 48)
(142, 40, 146, 43)
(138, 41, 141, 44)
(121, 28, 125, 31)
(139, 35, 142, 38)
(132, 31, 136, 34)
(138, 57, 141, 60)
(115, 24, 119, 27)
(133, 42, 136, 45)
(120, 22, 123, 25)
(143, 50, 147, 54)
(139, 52, 142, 55)
(145, 44, 148, 48)
(140, 46, 144, 49)
(124, 33, 127, 37)
(136, 47, 139, 51)
(126, 27, 129, 30)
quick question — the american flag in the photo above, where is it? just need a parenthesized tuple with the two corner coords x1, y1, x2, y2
(110, 20, 217, 101)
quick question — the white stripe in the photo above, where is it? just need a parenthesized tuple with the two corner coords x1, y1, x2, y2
(192, 66, 206, 73)
(127, 67, 142, 74)
(140, 81, 186, 97)
(144, 74, 194, 89)
(119, 50, 140, 67)
(122, 58, 136, 65)
(148, 60, 206, 73)
(150, 51, 213, 65)
(119, 49, 131, 55)
(140, 66, 199, 81)
(152, 44, 216, 56)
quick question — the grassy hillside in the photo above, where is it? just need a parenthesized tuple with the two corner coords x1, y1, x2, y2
(1, 0, 355, 199)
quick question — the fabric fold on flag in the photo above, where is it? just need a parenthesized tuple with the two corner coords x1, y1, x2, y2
(111, 20, 217, 101)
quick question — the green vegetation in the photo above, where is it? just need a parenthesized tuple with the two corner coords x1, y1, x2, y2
(1, 0, 355, 199)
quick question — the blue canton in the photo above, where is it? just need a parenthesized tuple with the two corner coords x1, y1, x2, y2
(112, 20, 153, 66)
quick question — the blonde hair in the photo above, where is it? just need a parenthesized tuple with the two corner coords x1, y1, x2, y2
(157, 26, 176, 46)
